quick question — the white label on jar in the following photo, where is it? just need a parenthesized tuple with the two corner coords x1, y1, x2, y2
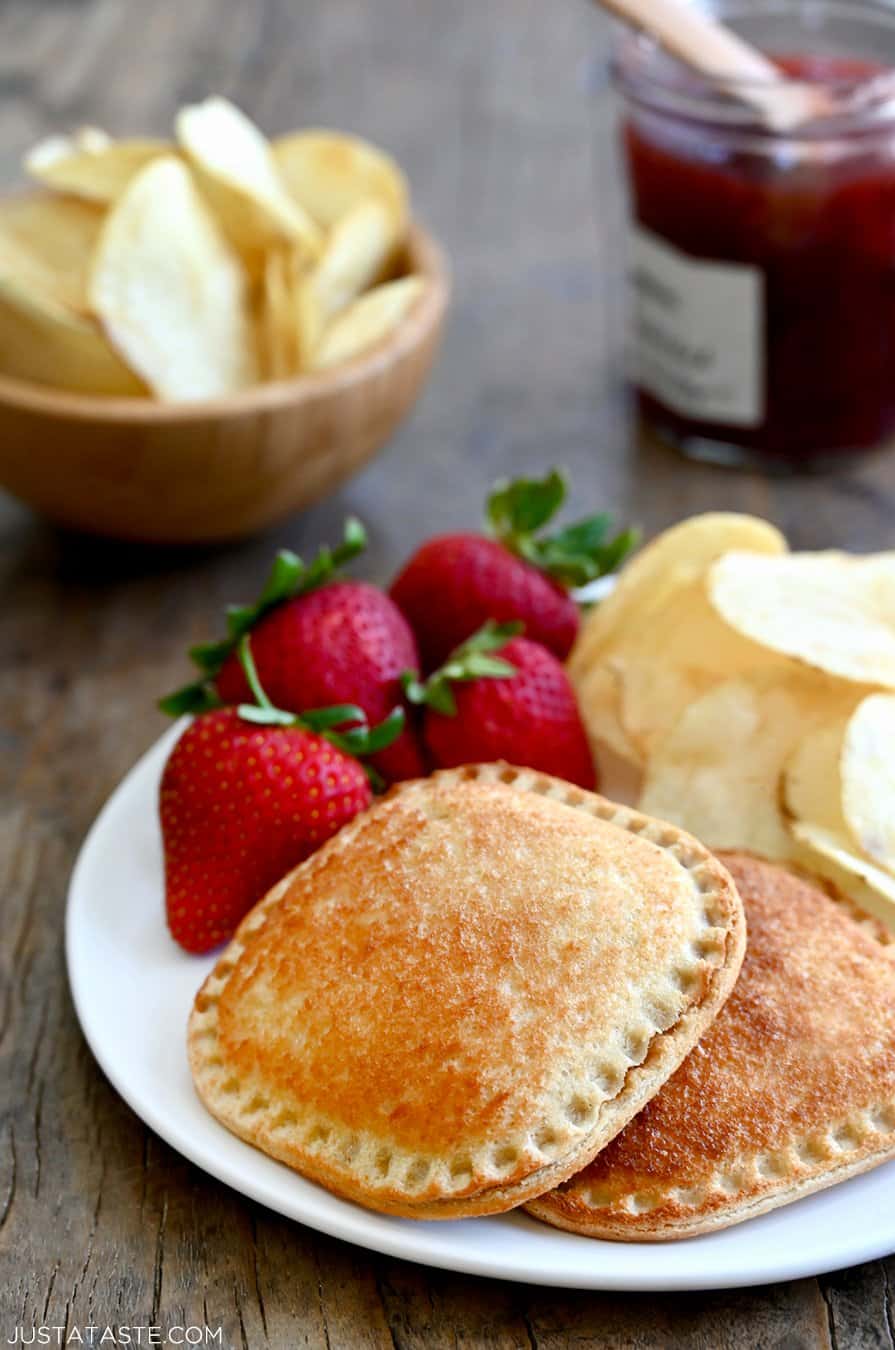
(629, 227, 764, 427)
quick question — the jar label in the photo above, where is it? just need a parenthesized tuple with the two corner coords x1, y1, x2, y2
(629, 227, 764, 427)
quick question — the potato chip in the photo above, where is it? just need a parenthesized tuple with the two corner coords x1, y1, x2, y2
(0, 272, 144, 394)
(782, 718, 850, 836)
(42, 126, 110, 155)
(573, 661, 644, 767)
(89, 156, 257, 401)
(0, 194, 104, 311)
(570, 516, 788, 765)
(260, 249, 300, 380)
(568, 513, 787, 685)
(639, 675, 855, 861)
(176, 98, 321, 271)
(297, 197, 403, 362)
(709, 550, 895, 687)
(310, 276, 425, 371)
(294, 276, 321, 372)
(273, 129, 408, 230)
(841, 694, 895, 875)
(25, 131, 168, 204)
(789, 822, 895, 929)
(0, 231, 83, 317)
(614, 574, 788, 757)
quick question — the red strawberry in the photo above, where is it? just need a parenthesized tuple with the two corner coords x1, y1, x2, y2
(161, 520, 425, 783)
(216, 581, 424, 782)
(390, 470, 637, 670)
(161, 639, 406, 953)
(404, 624, 597, 789)
(392, 533, 577, 671)
(161, 708, 371, 953)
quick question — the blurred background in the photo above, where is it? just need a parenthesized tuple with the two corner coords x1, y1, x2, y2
(2, 0, 889, 562)
(1, 0, 635, 561)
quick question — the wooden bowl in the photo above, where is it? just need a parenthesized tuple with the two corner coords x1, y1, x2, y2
(0, 223, 448, 544)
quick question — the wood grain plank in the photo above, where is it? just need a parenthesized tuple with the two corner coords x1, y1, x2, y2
(819, 1262, 895, 1350)
(1, 0, 894, 1344)
(521, 1278, 833, 1350)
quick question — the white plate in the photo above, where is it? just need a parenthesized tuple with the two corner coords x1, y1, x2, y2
(66, 724, 895, 1290)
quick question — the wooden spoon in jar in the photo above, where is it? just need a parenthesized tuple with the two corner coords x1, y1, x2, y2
(597, 0, 836, 130)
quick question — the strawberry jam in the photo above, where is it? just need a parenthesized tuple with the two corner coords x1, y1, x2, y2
(617, 46, 895, 467)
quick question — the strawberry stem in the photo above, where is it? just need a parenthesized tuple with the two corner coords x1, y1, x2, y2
(235, 635, 295, 727)
(485, 469, 639, 590)
(402, 620, 521, 717)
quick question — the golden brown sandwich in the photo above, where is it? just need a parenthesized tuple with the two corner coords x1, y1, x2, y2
(188, 764, 745, 1219)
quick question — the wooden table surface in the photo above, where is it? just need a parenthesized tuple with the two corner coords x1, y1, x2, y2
(3, 0, 895, 1345)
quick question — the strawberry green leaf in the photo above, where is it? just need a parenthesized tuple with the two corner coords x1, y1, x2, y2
(158, 518, 367, 714)
(400, 671, 429, 705)
(358, 706, 406, 755)
(336, 515, 367, 561)
(429, 685, 457, 716)
(188, 638, 235, 673)
(225, 604, 257, 639)
(593, 526, 641, 576)
(485, 467, 638, 591)
(157, 681, 222, 717)
(256, 548, 305, 607)
(486, 468, 566, 539)
(524, 517, 639, 586)
(402, 668, 457, 716)
(299, 517, 367, 594)
(334, 706, 406, 757)
(335, 726, 370, 751)
(300, 704, 367, 732)
(540, 513, 612, 557)
(454, 651, 517, 678)
(457, 619, 524, 654)
(402, 621, 519, 717)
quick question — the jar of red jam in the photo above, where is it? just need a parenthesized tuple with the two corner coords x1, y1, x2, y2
(612, 1, 895, 469)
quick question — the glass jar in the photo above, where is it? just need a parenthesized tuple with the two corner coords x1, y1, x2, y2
(612, 1, 895, 470)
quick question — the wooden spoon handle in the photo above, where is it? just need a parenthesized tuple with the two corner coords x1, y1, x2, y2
(600, 0, 833, 129)
(602, 0, 778, 83)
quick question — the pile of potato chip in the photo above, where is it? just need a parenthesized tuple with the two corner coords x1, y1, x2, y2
(570, 514, 895, 927)
(0, 98, 425, 400)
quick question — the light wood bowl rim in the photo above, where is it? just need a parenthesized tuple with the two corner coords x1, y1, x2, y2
(0, 219, 449, 424)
